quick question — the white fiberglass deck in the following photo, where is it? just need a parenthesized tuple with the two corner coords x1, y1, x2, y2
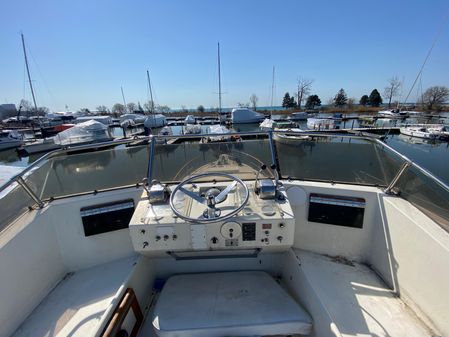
(289, 250, 433, 337)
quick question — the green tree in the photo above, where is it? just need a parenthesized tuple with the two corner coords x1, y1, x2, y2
(288, 95, 297, 108)
(282, 92, 291, 108)
(333, 89, 348, 107)
(369, 89, 383, 107)
(305, 95, 321, 109)
(197, 105, 205, 113)
(359, 95, 369, 106)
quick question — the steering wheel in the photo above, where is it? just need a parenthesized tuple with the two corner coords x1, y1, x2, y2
(170, 172, 249, 223)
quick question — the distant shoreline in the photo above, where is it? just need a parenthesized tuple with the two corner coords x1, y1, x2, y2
(166, 105, 449, 117)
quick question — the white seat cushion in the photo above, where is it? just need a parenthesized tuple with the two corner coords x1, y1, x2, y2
(152, 271, 312, 337)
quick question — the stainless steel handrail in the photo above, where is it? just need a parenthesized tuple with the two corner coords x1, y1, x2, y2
(373, 138, 449, 193)
(2, 130, 449, 207)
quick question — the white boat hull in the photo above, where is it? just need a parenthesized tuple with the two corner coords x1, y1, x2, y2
(0, 139, 23, 151)
(399, 127, 437, 140)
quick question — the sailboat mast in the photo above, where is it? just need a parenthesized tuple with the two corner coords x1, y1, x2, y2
(217, 42, 222, 118)
(121, 86, 127, 112)
(147, 70, 155, 115)
(270, 66, 275, 117)
(21, 33, 38, 111)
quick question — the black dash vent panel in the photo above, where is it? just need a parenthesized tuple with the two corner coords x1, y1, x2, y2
(308, 193, 365, 228)
(80, 199, 134, 237)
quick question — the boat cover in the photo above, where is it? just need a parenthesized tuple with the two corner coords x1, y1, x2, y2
(144, 114, 167, 128)
(119, 114, 146, 123)
(208, 124, 230, 141)
(54, 120, 111, 145)
(231, 108, 264, 124)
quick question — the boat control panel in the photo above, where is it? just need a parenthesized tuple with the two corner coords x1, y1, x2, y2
(129, 181, 295, 257)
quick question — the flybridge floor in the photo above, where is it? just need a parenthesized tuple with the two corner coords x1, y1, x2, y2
(285, 250, 436, 337)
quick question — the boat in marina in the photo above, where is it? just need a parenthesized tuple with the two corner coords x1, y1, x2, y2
(231, 108, 265, 124)
(1, 129, 448, 337)
(0, 130, 24, 151)
(428, 124, 449, 140)
(17, 119, 114, 155)
(183, 123, 202, 134)
(154, 126, 173, 144)
(288, 111, 308, 121)
(144, 114, 167, 128)
(259, 118, 296, 131)
(184, 115, 196, 124)
(273, 128, 310, 144)
(202, 124, 231, 142)
(306, 117, 338, 130)
(74, 115, 112, 125)
(400, 126, 437, 140)
(378, 109, 408, 118)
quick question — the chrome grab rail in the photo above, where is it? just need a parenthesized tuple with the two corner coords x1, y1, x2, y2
(1, 130, 449, 212)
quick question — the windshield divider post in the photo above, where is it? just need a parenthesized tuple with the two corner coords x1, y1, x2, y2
(384, 161, 411, 195)
(16, 176, 45, 209)
(268, 130, 281, 189)
(147, 136, 155, 185)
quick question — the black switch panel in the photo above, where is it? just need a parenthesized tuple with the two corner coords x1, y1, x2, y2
(242, 223, 256, 241)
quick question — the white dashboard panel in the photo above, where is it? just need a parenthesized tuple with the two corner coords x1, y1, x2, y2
(129, 183, 296, 257)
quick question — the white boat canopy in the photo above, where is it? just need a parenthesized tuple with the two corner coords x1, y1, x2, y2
(231, 108, 264, 124)
(144, 114, 167, 128)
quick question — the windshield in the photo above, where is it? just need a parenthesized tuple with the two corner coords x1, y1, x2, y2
(1, 132, 449, 233)
(151, 138, 274, 182)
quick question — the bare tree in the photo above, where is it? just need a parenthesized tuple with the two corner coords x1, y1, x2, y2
(155, 105, 170, 113)
(383, 76, 402, 108)
(250, 94, 258, 110)
(96, 105, 109, 114)
(237, 102, 250, 108)
(296, 78, 313, 110)
(126, 102, 137, 113)
(347, 98, 356, 109)
(423, 86, 449, 110)
(144, 100, 155, 114)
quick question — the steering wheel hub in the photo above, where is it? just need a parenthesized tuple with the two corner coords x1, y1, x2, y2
(169, 173, 249, 223)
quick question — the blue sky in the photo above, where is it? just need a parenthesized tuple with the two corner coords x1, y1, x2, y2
(1, 0, 448, 112)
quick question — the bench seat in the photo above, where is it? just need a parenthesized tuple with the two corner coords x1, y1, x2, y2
(12, 255, 139, 337)
(152, 271, 312, 337)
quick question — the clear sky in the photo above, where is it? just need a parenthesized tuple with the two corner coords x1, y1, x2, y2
(1, 0, 448, 112)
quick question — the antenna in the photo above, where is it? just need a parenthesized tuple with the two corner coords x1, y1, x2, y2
(121, 86, 127, 112)
(270, 66, 275, 117)
(147, 70, 155, 115)
(217, 42, 222, 121)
